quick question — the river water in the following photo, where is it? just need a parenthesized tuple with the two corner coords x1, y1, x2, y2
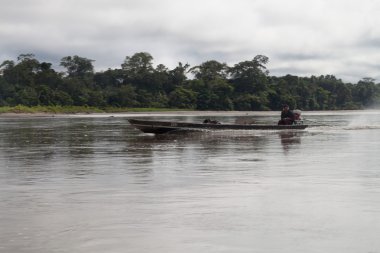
(1, 110, 380, 253)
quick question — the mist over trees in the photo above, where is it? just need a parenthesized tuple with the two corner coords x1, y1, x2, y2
(1, 52, 379, 110)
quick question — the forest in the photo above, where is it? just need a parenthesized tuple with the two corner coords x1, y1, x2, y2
(1, 52, 379, 111)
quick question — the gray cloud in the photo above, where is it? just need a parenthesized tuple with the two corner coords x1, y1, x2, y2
(1, 0, 379, 82)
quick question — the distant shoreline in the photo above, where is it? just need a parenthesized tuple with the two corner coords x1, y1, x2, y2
(0, 105, 191, 115)
(1, 105, 378, 119)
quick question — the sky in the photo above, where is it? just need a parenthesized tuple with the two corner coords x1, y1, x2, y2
(1, 0, 380, 83)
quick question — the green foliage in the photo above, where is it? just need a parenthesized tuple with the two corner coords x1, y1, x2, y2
(352, 78, 378, 107)
(168, 62, 189, 88)
(60, 55, 94, 78)
(106, 85, 138, 107)
(168, 87, 197, 109)
(121, 52, 156, 91)
(0, 105, 98, 114)
(229, 55, 269, 94)
(121, 52, 154, 75)
(190, 60, 228, 82)
(1, 52, 379, 112)
(233, 93, 269, 111)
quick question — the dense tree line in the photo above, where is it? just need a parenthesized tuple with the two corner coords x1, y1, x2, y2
(1, 52, 379, 110)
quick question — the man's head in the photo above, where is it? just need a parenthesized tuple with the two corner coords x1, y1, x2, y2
(283, 104, 289, 111)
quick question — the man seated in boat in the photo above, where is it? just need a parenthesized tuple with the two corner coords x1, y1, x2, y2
(278, 104, 295, 125)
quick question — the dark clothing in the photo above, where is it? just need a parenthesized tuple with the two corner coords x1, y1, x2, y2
(278, 110, 295, 125)
(281, 110, 295, 120)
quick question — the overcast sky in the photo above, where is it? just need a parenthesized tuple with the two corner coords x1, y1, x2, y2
(1, 0, 379, 82)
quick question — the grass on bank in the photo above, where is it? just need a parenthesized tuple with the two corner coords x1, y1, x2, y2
(0, 105, 187, 114)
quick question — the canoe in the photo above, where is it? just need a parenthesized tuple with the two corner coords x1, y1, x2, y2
(128, 118, 308, 134)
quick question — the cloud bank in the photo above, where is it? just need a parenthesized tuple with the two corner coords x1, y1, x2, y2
(1, 0, 380, 82)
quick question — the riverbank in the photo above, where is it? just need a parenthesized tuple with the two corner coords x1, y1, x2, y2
(1, 105, 377, 119)
(0, 106, 273, 118)
(0, 105, 188, 115)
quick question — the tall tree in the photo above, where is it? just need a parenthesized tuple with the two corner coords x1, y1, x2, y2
(229, 55, 269, 93)
(1, 54, 40, 87)
(60, 55, 94, 78)
(189, 60, 228, 83)
(121, 52, 154, 81)
(167, 62, 189, 89)
(353, 78, 378, 107)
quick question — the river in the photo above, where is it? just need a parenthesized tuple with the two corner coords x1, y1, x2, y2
(1, 110, 380, 253)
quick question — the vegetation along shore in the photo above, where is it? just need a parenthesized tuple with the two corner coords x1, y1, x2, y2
(1, 52, 379, 112)
(0, 105, 186, 115)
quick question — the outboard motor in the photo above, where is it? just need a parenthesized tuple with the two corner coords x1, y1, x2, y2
(293, 109, 303, 125)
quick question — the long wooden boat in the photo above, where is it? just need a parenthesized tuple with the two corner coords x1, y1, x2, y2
(128, 118, 308, 134)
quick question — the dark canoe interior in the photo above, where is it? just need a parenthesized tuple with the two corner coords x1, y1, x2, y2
(128, 119, 308, 134)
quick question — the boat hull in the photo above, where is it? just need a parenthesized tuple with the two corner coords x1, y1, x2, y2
(128, 119, 308, 134)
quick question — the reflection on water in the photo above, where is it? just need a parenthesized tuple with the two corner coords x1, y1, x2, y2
(1, 111, 380, 253)
(279, 131, 302, 153)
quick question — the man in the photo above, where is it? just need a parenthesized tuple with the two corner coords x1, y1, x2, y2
(278, 104, 295, 125)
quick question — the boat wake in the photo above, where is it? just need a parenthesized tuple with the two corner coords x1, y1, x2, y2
(343, 125, 380, 130)
(305, 124, 380, 132)
(309, 124, 380, 131)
